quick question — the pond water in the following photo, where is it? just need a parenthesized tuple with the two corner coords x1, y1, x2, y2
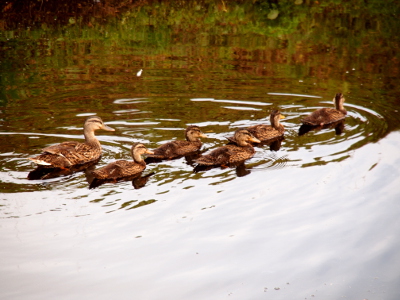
(1, 2, 400, 299)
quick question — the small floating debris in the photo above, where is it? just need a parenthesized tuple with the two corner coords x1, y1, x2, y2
(267, 9, 279, 20)
(137, 69, 143, 77)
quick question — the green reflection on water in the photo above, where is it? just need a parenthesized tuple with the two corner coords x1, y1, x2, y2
(2, 1, 399, 94)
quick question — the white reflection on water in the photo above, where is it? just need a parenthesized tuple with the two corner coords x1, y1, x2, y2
(0, 132, 399, 299)
(106, 120, 159, 126)
(191, 98, 270, 106)
(267, 92, 322, 98)
(113, 98, 149, 104)
(340, 102, 385, 119)
(222, 106, 262, 111)
(76, 113, 98, 117)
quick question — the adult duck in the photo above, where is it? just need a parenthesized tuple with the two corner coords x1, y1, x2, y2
(28, 116, 114, 168)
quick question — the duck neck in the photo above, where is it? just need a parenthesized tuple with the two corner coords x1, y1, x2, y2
(84, 128, 101, 149)
(270, 117, 280, 130)
(335, 96, 347, 114)
(336, 101, 347, 114)
(132, 151, 144, 163)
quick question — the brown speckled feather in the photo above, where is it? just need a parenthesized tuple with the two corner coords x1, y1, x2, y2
(195, 144, 255, 166)
(247, 124, 284, 141)
(148, 140, 202, 159)
(147, 125, 206, 159)
(195, 129, 259, 166)
(302, 108, 346, 126)
(31, 142, 102, 168)
(92, 160, 146, 180)
(227, 110, 285, 143)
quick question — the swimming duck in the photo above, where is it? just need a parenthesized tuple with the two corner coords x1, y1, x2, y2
(302, 93, 347, 126)
(194, 129, 260, 166)
(28, 116, 114, 168)
(146, 125, 207, 160)
(247, 110, 285, 142)
(91, 143, 153, 180)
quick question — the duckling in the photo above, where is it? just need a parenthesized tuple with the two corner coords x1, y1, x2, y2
(194, 129, 260, 166)
(146, 125, 207, 160)
(247, 110, 285, 142)
(28, 116, 114, 168)
(91, 143, 153, 181)
(302, 93, 347, 126)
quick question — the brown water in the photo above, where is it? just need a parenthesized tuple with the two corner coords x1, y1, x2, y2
(1, 2, 400, 299)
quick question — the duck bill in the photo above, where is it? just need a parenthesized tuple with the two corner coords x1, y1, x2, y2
(200, 133, 208, 138)
(249, 136, 261, 143)
(145, 150, 154, 155)
(102, 124, 115, 131)
(280, 114, 285, 119)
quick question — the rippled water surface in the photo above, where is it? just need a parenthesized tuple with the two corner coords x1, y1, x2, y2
(1, 2, 400, 299)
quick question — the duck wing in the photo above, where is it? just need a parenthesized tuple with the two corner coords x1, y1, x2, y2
(147, 140, 201, 159)
(29, 142, 100, 168)
(248, 124, 283, 141)
(195, 146, 232, 166)
(224, 144, 255, 163)
(302, 108, 346, 126)
(93, 160, 145, 179)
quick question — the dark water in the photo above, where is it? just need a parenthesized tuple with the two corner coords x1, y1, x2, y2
(1, 2, 400, 299)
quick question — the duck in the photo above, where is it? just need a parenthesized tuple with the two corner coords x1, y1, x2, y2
(302, 93, 347, 126)
(247, 109, 285, 142)
(194, 129, 260, 166)
(91, 143, 153, 181)
(146, 125, 207, 160)
(28, 116, 115, 168)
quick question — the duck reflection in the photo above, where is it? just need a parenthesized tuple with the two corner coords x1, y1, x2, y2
(27, 158, 100, 180)
(298, 120, 345, 136)
(193, 161, 251, 177)
(234, 162, 251, 177)
(184, 151, 203, 165)
(132, 172, 155, 189)
(254, 137, 283, 151)
(86, 170, 154, 189)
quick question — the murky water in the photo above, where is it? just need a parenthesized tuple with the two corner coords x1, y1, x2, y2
(1, 2, 400, 299)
